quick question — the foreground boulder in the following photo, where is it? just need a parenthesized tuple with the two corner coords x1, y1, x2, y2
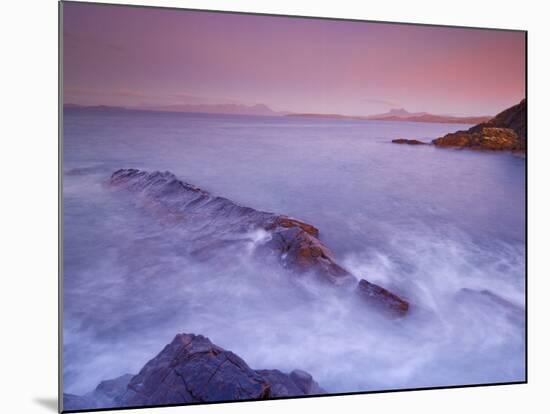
(109, 169, 409, 316)
(432, 99, 526, 151)
(63, 334, 325, 411)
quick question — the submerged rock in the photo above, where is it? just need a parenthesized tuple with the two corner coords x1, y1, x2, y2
(391, 139, 428, 145)
(356, 279, 409, 316)
(64, 333, 325, 411)
(454, 288, 524, 325)
(63, 374, 133, 411)
(432, 99, 526, 151)
(109, 169, 409, 316)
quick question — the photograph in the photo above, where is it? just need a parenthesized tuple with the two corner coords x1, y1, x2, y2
(60, 1, 526, 411)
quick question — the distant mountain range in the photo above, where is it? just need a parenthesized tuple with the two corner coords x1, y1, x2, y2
(64, 102, 282, 117)
(288, 108, 491, 124)
(64, 103, 490, 124)
(137, 102, 281, 116)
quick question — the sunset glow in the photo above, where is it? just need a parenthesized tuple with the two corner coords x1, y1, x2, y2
(63, 2, 526, 117)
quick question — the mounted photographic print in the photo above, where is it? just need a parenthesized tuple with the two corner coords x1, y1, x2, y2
(60, 1, 527, 412)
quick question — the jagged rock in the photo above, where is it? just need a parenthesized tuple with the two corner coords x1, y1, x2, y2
(64, 334, 326, 410)
(356, 279, 409, 316)
(256, 369, 325, 397)
(117, 334, 271, 406)
(109, 169, 408, 315)
(391, 139, 428, 145)
(263, 225, 353, 286)
(432, 99, 526, 151)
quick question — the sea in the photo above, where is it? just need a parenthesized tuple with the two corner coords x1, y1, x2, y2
(62, 107, 526, 395)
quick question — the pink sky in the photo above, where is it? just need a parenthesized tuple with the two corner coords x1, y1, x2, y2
(63, 2, 526, 117)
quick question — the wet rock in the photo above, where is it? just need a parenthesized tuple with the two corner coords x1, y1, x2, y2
(265, 225, 354, 286)
(109, 169, 408, 315)
(391, 139, 429, 145)
(117, 334, 271, 406)
(65, 333, 327, 410)
(356, 279, 409, 317)
(257, 369, 325, 397)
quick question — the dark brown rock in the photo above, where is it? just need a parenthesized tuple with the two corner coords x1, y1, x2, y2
(356, 279, 409, 317)
(432, 99, 526, 151)
(270, 216, 319, 237)
(432, 131, 473, 148)
(432, 127, 523, 151)
(470, 99, 526, 140)
(391, 139, 428, 145)
(478, 127, 522, 150)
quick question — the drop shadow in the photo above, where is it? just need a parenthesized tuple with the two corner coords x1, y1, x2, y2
(34, 397, 58, 412)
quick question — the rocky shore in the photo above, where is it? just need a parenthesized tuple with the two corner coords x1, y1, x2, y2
(63, 334, 325, 411)
(109, 169, 409, 316)
(432, 99, 526, 151)
(392, 99, 526, 152)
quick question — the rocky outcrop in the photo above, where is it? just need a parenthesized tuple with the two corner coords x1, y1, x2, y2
(109, 169, 409, 316)
(469, 99, 526, 140)
(432, 127, 523, 151)
(432, 99, 526, 151)
(391, 139, 428, 145)
(63, 334, 325, 411)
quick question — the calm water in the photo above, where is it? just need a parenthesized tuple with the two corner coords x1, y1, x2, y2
(63, 108, 525, 396)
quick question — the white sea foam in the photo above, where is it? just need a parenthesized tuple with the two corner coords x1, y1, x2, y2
(62, 109, 525, 395)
